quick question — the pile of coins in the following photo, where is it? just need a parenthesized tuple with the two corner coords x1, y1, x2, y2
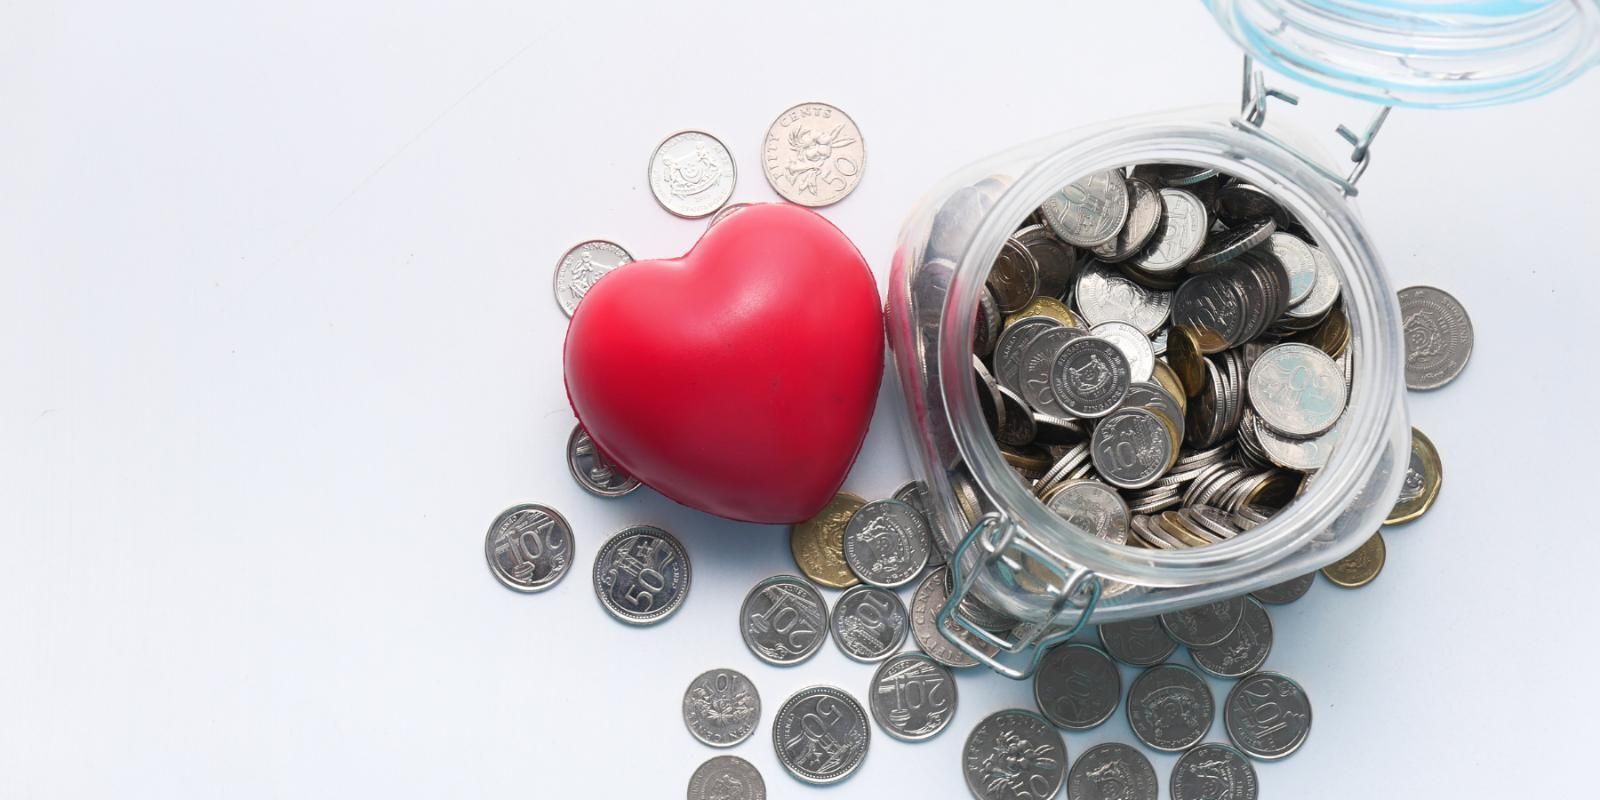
(551, 101, 866, 319)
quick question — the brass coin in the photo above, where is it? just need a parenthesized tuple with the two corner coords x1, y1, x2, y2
(1386, 427, 1442, 525)
(1002, 444, 1055, 479)
(1150, 359, 1189, 415)
(1165, 326, 1207, 398)
(790, 492, 865, 589)
(1298, 304, 1350, 359)
(1321, 532, 1385, 588)
(1242, 470, 1303, 511)
(1005, 296, 1084, 330)
(1157, 511, 1211, 548)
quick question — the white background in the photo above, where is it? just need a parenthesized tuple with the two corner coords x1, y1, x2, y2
(3, 2, 1598, 797)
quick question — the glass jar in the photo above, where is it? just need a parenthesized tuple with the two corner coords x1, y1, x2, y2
(885, 3, 1597, 678)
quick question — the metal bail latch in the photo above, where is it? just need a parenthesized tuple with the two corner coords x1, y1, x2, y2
(1235, 55, 1393, 197)
(936, 511, 1102, 680)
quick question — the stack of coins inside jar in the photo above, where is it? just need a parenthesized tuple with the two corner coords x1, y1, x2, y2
(973, 164, 1352, 555)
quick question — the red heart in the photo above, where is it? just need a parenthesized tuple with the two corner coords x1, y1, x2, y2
(563, 203, 883, 524)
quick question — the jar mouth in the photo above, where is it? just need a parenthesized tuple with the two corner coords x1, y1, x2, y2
(939, 112, 1405, 588)
(1207, 0, 1600, 109)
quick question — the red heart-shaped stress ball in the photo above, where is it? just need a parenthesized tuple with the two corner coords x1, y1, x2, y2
(563, 203, 883, 524)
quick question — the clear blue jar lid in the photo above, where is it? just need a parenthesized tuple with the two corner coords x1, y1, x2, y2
(1205, 0, 1600, 108)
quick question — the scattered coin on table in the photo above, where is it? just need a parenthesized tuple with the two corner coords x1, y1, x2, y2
(790, 492, 864, 589)
(739, 575, 828, 666)
(681, 668, 760, 748)
(1161, 596, 1246, 648)
(1067, 742, 1158, 800)
(1033, 642, 1121, 730)
(592, 525, 691, 625)
(566, 424, 641, 498)
(1192, 597, 1274, 678)
(553, 239, 631, 317)
(761, 102, 865, 207)
(1171, 743, 1259, 800)
(830, 584, 909, 663)
(484, 503, 573, 593)
(1399, 285, 1473, 390)
(1321, 532, 1385, 588)
(772, 686, 870, 785)
(1386, 427, 1442, 525)
(687, 754, 765, 800)
(1225, 671, 1313, 760)
(842, 498, 930, 588)
(910, 568, 999, 669)
(869, 652, 958, 742)
(893, 480, 947, 568)
(1099, 617, 1180, 667)
(962, 709, 1066, 800)
(1252, 572, 1316, 605)
(647, 130, 736, 219)
(1127, 663, 1215, 752)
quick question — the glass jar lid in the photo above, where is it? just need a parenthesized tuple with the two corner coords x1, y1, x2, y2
(1205, 0, 1600, 108)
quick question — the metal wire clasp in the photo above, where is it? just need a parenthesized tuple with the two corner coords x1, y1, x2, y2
(936, 512, 1102, 680)
(1236, 55, 1393, 196)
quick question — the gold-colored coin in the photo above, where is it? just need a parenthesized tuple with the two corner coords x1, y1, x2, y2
(1002, 444, 1054, 479)
(1298, 304, 1350, 359)
(1385, 427, 1442, 525)
(1150, 360, 1189, 415)
(1165, 326, 1207, 397)
(1321, 532, 1385, 588)
(1004, 296, 1084, 330)
(790, 492, 864, 589)
(1242, 470, 1303, 511)
(1157, 511, 1211, 548)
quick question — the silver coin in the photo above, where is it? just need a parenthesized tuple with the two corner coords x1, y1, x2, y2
(1089, 320, 1155, 382)
(1247, 343, 1348, 437)
(1091, 406, 1175, 491)
(1187, 218, 1275, 273)
(1284, 244, 1340, 320)
(1045, 479, 1131, 544)
(996, 316, 1061, 396)
(705, 202, 752, 229)
(910, 568, 997, 668)
(893, 480, 946, 568)
(648, 130, 736, 219)
(740, 575, 828, 666)
(1050, 336, 1132, 419)
(1126, 663, 1215, 752)
(1192, 597, 1273, 678)
(772, 686, 870, 785)
(1256, 416, 1343, 472)
(1033, 643, 1121, 730)
(1266, 232, 1318, 305)
(1214, 182, 1283, 224)
(1066, 742, 1158, 800)
(566, 424, 641, 497)
(843, 499, 930, 588)
(1171, 744, 1258, 800)
(1016, 224, 1079, 298)
(963, 709, 1067, 800)
(484, 503, 574, 593)
(1225, 671, 1312, 759)
(761, 102, 865, 208)
(1157, 163, 1219, 186)
(683, 668, 762, 748)
(1251, 573, 1316, 605)
(1399, 285, 1473, 390)
(1091, 177, 1164, 263)
(1161, 596, 1246, 647)
(976, 287, 1003, 358)
(688, 755, 766, 800)
(831, 585, 910, 662)
(1041, 170, 1130, 247)
(1075, 260, 1172, 335)
(554, 240, 632, 317)
(1099, 616, 1179, 666)
(1131, 189, 1209, 274)
(996, 385, 1037, 447)
(869, 652, 958, 742)
(1172, 271, 1249, 353)
(1020, 325, 1087, 417)
(592, 525, 690, 625)
(988, 238, 1041, 313)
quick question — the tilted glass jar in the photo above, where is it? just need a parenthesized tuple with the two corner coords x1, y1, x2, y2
(884, 0, 1597, 681)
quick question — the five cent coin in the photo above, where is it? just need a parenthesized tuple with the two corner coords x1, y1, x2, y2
(554, 240, 631, 317)
(1171, 743, 1258, 800)
(1067, 742, 1157, 800)
(649, 130, 736, 218)
(687, 755, 765, 800)
(1399, 285, 1473, 390)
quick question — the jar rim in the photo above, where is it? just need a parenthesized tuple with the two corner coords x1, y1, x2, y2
(938, 109, 1406, 588)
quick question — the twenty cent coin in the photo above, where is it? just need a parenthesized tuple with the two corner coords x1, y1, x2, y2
(592, 525, 691, 625)
(772, 686, 870, 785)
(762, 102, 865, 207)
(740, 575, 828, 666)
(831, 585, 910, 662)
(869, 652, 958, 742)
(554, 240, 631, 317)
(1033, 643, 1121, 730)
(963, 709, 1066, 800)
(791, 492, 865, 589)
(683, 668, 761, 748)
(648, 130, 736, 219)
(1066, 743, 1157, 800)
(1225, 671, 1312, 759)
(484, 503, 574, 593)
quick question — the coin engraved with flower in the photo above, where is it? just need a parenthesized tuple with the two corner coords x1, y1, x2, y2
(963, 711, 1066, 800)
(684, 669, 761, 747)
(762, 103, 865, 207)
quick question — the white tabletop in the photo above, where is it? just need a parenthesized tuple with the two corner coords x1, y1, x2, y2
(4, 1, 1598, 797)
